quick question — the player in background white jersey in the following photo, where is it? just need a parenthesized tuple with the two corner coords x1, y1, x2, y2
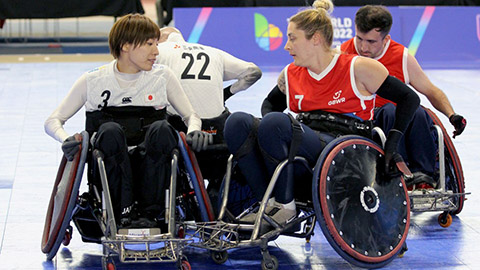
(44, 14, 212, 228)
(156, 27, 262, 210)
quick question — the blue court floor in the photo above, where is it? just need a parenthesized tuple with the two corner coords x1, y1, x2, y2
(0, 58, 479, 269)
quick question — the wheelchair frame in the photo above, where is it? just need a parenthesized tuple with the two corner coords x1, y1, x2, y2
(185, 135, 411, 269)
(375, 107, 469, 228)
(41, 131, 194, 270)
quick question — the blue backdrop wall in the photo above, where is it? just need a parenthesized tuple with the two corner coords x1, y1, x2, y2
(174, 6, 480, 69)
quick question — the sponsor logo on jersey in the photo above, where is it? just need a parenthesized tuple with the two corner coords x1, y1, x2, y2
(122, 97, 132, 104)
(328, 90, 345, 106)
(254, 13, 283, 51)
(145, 94, 155, 102)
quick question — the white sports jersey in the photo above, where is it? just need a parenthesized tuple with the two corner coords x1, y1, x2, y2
(157, 35, 259, 118)
(85, 61, 168, 111)
(45, 60, 201, 142)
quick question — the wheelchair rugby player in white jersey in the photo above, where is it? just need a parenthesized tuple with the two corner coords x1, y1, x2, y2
(156, 27, 262, 212)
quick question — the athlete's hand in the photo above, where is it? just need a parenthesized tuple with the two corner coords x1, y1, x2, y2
(449, 113, 466, 138)
(383, 129, 403, 174)
(186, 130, 213, 152)
(62, 135, 81, 161)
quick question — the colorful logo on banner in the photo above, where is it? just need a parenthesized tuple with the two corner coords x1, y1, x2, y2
(254, 13, 283, 51)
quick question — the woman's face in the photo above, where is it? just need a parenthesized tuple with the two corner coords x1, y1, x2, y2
(284, 22, 315, 67)
(120, 38, 159, 73)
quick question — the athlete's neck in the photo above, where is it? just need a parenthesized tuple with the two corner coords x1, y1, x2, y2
(309, 51, 335, 75)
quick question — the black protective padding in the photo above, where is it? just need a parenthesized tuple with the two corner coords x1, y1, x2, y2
(261, 85, 287, 117)
(376, 75, 420, 133)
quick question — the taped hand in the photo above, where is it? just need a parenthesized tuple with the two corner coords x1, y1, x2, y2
(449, 114, 466, 138)
(186, 130, 213, 152)
(62, 135, 81, 161)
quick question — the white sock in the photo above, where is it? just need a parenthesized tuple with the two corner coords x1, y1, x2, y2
(267, 197, 276, 206)
(278, 200, 296, 211)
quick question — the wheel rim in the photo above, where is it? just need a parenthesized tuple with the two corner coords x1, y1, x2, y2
(314, 137, 410, 266)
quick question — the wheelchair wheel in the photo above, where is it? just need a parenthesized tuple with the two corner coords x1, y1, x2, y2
(423, 107, 465, 215)
(41, 131, 89, 260)
(312, 135, 410, 268)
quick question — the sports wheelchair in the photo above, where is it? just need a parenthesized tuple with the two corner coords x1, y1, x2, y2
(184, 134, 412, 269)
(375, 107, 468, 228)
(40, 130, 216, 270)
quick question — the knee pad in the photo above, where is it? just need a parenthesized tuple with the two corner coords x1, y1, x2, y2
(144, 120, 178, 157)
(94, 122, 128, 158)
(257, 112, 294, 164)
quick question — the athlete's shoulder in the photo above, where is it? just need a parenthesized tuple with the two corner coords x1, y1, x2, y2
(387, 39, 407, 52)
(86, 62, 111, 75)
(340, 38, 355, 52)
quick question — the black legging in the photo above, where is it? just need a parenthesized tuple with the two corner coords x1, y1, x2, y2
(94, 120, 178, 220)
(224, 112, 333, 204)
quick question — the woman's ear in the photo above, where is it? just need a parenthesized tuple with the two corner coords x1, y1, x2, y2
(122, 43, 130, 52)
(312, 31, 323, 46)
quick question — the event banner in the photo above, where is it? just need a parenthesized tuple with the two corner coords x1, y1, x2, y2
(174, 6, 480, 68)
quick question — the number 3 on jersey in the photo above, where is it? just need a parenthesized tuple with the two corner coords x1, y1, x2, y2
(295, 95, 304, 110)
(181, 52, 211, 80)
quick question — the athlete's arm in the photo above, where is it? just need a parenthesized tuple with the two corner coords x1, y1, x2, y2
(354, 56, 420, 133)
(407, 53, 455, 118)
(221, 50, 262, 95)
(164, 67, 202, 133)
(355, 56, 420, 172)
(44, 74, 88, 143)
(260, 68, 287, 116)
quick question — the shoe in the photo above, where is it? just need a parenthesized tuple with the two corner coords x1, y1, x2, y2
(120, 217, 132, 228)
(239, 204, 276, 224)
(130, 217, 158, 228)
(406, 172, 436, 191)
(267, 203, 297, 226)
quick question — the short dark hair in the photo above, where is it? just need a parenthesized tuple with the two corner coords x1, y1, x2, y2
(355, 5, 392, 38)
(108, 13, 160, 59)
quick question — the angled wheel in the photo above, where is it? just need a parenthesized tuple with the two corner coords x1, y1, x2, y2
(424, 107, 465, 215)
(178, 132, 215, 221)
(312, 135, 410, 268)
(41, 131, 89, 260)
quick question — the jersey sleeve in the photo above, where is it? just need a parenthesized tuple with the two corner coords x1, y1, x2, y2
(44, 74, 88, 143)
(220, 49, 262, 94)
(164, 67, 202, 133)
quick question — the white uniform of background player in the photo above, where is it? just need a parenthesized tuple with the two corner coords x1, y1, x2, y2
(156, 27, 262, 119)
(156, 27, 262, 207)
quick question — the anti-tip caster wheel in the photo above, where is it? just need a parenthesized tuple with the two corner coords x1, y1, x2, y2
(211, 250, 228, 264)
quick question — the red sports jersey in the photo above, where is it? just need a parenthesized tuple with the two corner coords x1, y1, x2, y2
(285, 54, 375, 121)
(341, 38, 409, 107)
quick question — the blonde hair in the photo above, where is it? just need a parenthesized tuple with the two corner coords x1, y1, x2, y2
(289, 0, 334, 48)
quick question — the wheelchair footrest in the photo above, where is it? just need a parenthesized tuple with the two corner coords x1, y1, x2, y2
(102, 235, 191, 263)
(409, 190, 470, 212)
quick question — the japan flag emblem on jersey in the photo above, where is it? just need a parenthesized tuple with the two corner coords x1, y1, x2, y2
(145, 93, 155, 102)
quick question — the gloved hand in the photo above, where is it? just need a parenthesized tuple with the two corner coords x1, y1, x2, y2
(383, 129, 404, 174)
(449, 113, 466, 138)
(186, 130, 213, 152)
(62, 135, 81, 161)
